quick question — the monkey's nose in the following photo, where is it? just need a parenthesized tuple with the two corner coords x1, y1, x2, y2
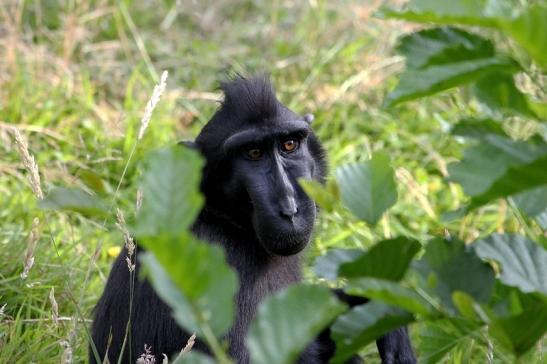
(280, 198, 298, 221)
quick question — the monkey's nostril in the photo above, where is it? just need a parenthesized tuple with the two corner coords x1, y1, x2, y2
(280, 207, 298, 222)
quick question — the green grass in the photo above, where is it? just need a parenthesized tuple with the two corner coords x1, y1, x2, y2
(0, 1, 530, 363)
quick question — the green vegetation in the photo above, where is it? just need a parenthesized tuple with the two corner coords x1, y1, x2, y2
(1, 0, 545, 363)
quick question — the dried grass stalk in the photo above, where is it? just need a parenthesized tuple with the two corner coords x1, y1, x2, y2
(180, 333, 196, 356)
(116, 208, 135, 271)
(136, 187, 144, 213)
(60, 339, 73, 364)
(138, 70, 168, 140)
(11, 127, 44, 199)
(21, 217, 41, 279)
(49, 287, 59, 326)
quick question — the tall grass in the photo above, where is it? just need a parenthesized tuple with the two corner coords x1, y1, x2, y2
(0, 1, 519, 363)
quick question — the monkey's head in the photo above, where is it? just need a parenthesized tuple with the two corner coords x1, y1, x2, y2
(190, 76, 327, 256)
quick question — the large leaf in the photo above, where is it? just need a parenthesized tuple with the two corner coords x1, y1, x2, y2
(397, 27, 495, 70)
(345, 278, 435, 316)
(418, 318, 483, 364)
(331, 302, 414, 363)
(313, 248, 363, 281)
(134, 146, 238, 337)
(474, 234, 547, 295)
(133, 146, 204, 237)
(385, 57, 518, 107)
(414, 238, 496, 310)
(246, 284, 347, 364)
(140, 234, 238, 337)
(448, 134, 547, 210)
(489, 300, 547, 357)
(338, 237, 421, 280)
(39, 186, 106, 217)
(335, 153, 398, 225)
(512, 186, 547, 230)
(472, 73, 536, 118)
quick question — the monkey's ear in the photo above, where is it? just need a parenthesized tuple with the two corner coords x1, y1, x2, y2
(178, 140, 200, 150)
(303, 113, 314, 124)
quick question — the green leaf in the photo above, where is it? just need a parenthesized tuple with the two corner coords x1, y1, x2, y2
(447, 135, 547, 209)
(345, 278, 435, 315)
(140, 234, 238, 337)
(140, 252, 200, 334)
(474, 234, 547, 295)
(467, 155, 547, 210)
(489, 300, 547, 356)
(313, 248, 363, 281)
(39, 186, 107, 217)
(133, 146, 204, 237)
(472, 73, 536, 118)
(298, 178, 339, 213)
(385, 57, 518, 107)
(172, 351, 215, 364)
(512, 186, 547, 230)
(335, 153, 398, 225)
(397, 27, 495, 70)
(247, 284, 347, 364)
(418, 318, 483, 364)
(380, 1, 547, 69)
(377, 0, 511, 28)
(502, 4, 547, 69)
(451, 118, 507, 139)
(339, 237, 421, 280)
(331, 302, 414, 363)
(414, 238, 496, 310)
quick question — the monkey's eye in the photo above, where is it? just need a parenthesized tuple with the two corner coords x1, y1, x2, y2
(245, 148, 263, 160)
(281, 139, 299, 153)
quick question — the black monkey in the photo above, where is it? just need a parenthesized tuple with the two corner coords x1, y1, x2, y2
(90, 76, 416, 364)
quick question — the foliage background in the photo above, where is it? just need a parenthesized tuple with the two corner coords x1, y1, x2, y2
(0, 0, 543, 363)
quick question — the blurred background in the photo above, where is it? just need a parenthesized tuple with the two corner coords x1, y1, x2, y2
(0, 0, 519, 362)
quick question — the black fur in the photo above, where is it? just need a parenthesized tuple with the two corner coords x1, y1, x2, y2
(90, 76, 415, 364)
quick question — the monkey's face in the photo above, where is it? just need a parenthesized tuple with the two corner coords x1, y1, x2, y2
(222, 120, 320, 256)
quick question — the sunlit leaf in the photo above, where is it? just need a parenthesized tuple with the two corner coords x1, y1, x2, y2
(336, 153, 398, 225)
(298, 178, 339, 213)
(140, 234, 238, 337)
(132, 146, 204, 237)
(247, 284, 347, 364)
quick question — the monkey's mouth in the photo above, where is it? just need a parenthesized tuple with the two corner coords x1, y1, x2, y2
(256, 223, 312, 256)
